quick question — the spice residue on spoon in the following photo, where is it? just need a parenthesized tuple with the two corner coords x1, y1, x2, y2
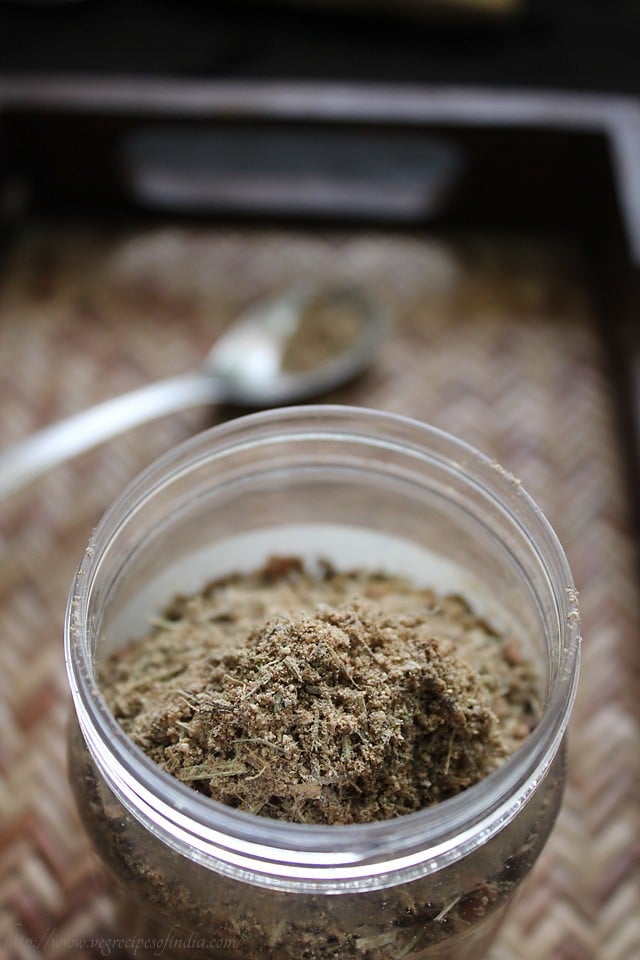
(101, 558, 540, 825)
(280, 296, 364, 374)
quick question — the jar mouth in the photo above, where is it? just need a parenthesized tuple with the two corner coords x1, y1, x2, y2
(65, 405, 580, 892)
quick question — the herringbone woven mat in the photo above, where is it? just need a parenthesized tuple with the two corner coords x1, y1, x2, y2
(0, 226, 638, 960)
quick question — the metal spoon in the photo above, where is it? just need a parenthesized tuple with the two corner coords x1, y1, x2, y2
(0, 284, 383, 499)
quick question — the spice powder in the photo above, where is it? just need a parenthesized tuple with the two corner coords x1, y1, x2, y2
(101, 556, 540, 825)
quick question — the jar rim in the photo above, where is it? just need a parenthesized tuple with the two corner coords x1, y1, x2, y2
(65, 404, 580, 891)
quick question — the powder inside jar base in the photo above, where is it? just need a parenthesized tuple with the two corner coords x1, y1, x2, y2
(101, 558, 540, 825)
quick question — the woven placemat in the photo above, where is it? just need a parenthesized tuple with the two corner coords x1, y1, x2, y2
(0, 225, 638, 960)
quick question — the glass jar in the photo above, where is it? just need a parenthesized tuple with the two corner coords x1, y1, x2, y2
(65, 405, 580, 960)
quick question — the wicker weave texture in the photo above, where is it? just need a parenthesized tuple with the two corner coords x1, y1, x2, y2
(0, 227, 638, 960)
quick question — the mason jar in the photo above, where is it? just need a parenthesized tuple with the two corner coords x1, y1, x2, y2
(65, 405, 580, 960)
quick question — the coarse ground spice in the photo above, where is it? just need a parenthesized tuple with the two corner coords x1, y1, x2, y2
(101, 557, 540, 824)
(279, 297, 364, 373)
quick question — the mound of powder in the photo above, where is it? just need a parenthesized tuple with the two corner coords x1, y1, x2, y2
(102, 559, 539, 824)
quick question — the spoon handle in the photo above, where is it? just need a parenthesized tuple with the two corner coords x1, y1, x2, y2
(0, 371, 221, 500)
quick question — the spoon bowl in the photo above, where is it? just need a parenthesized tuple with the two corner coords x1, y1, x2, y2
(208, 285, 382, 407)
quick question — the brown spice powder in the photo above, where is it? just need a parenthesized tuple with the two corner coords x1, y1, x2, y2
(280, 297, 364, 373)
(101, 557, 540, 824)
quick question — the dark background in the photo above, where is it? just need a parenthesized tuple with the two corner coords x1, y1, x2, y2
(0, 0, 639, 94)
